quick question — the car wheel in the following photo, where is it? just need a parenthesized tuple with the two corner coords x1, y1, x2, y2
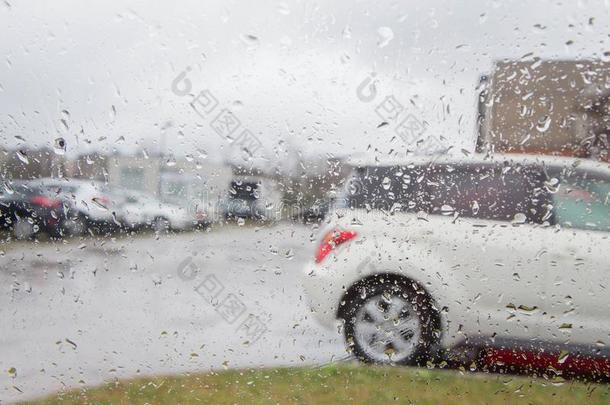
(13, 218, 35, 240)
(343, 278, 437, 365)
(62, 214, 87, 237)
(152, 217, 170, 234)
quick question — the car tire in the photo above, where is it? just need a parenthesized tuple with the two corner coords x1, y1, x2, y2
(152, 217, 170, 234)
(343, 278, 437, 366)
(12, 218, 35, 240)
(63, 214, 87, 237)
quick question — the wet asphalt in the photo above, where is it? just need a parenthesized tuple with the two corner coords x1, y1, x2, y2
(0, 223, 346, 403)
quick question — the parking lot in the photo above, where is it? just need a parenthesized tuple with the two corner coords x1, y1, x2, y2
(0, 223, 345, 402)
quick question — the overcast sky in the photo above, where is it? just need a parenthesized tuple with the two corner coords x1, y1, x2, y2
(1, 0, 609, 168)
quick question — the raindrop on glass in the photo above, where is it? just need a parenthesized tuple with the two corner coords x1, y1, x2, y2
(377, 27, 394, 48)
(54, 137, 66, 155)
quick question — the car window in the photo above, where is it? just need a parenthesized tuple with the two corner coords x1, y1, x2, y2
(425, 163, 551, 223)
(339, 162, 551, 223)
(337, 165, 426, 212)
(553, 171, 610, 232)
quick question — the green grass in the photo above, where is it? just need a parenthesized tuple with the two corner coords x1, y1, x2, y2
(27, 364, 610, 404)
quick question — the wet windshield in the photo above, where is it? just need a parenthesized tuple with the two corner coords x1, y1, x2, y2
(2, 1, 610, 404)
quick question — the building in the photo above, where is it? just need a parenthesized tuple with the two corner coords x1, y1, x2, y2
(477, 59, 610, 161)
(107, 154, 234, 213)
(0, 147, 64, 180)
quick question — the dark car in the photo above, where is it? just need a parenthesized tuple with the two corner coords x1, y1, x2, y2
(0, 180, 92, 239)
(223, 180, 266, 221)
(0, 181, 66, 239)
(297, 199, 333, 224)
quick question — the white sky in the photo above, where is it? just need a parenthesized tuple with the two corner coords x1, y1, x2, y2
(1, 0, 609, 168)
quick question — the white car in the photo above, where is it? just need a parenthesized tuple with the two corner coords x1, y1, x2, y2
(302, 154, 610, 370)
(117, 190, 195, 232)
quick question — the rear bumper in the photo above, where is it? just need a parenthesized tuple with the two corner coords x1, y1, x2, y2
(301, 261, 344, 330)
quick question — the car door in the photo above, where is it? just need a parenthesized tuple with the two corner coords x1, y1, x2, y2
(423, 162, 549, 343)
(539, 167, 610, 350)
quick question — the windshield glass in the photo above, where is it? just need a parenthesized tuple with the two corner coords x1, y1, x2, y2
(2, 1, 610, 404)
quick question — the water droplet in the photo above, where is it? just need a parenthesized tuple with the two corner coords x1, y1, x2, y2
(342, 25, 352, 39)
(60, 119, 69, 132)
(54, 137, 66, 155)
(440, 205, 454, 216)
(3, 182, 14, 195)
(16, 150, 29, 164)
(241, 34, 259, 47)
(558, 351, 569, 364)
(536, 116, 551, 132)
(276, 2, 290, 15)
(232, 100, 244, 111)
(416, 211, 429, 221)
(544, 178, 560, 193)
(197, 148, 208, 159)
(377, 27, 394, 48)
(91, 198, 108, 211)
(519, 133, 531, 146)
(151, 274, 162, 286)
(512, 213, 527, 224)
(516, 305, 538, 314)
(347, 179, 361, 195)
(471, 201, 480, 215)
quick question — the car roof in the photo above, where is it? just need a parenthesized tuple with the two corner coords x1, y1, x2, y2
(0, 182, 43, 195)
(345, 153, 610, 175)
(27, 178, 107, 189)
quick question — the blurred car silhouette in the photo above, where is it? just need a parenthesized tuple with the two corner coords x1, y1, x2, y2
(29, 178, 119, 236)
(115, 189, 196, 232)
(0, 181, 65, 239)
(223, 180, 266, 221)
(292, 198, 332, 224)
(302, 154, 610, 374)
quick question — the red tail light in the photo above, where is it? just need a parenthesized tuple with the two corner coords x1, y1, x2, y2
(96, 196, 110, 205)
(31, 196, 61, 209)
(315, 229, 357, 263)
(92, 196, 111, 209)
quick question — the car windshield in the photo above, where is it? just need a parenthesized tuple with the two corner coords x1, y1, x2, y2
(3, 1, 610, 404)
